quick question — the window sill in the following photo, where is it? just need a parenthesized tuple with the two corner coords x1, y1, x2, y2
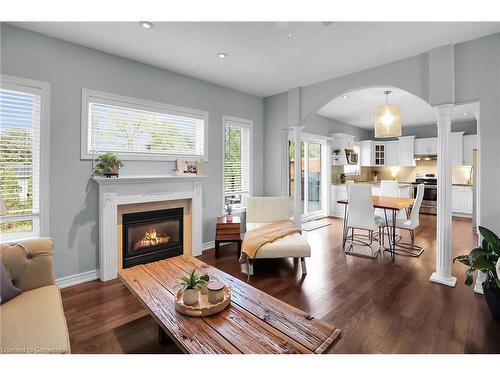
(0, 233, 40, 243)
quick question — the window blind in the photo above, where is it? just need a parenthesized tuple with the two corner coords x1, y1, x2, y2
(224, 120, 250, 196)
(0, 87, 41, 236)
(87, 98, 205, 158)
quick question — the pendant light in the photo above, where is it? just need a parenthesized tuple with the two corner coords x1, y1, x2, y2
(374, 90, 401, 138)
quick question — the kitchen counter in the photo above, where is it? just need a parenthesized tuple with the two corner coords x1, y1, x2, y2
(452, 183, 473, 187)
(332, 181, 412, 188)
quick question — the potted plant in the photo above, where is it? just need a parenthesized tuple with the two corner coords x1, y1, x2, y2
(454, 226, 500, 321)
(372, 169, 379, 182)
(92, 152, 124, 177)
(176, 269, 208, 305)
(224, 197, 233, 215)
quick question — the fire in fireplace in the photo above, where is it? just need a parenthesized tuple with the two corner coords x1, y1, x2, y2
(122, 207, 183, 268)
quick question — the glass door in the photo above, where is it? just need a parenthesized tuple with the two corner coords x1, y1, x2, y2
(288, 138, 325, 219)
(307, 142, 322, 215)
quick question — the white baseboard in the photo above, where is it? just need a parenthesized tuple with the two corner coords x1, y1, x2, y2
(202, 241, 215, 251)
(56, 269, 98, 289)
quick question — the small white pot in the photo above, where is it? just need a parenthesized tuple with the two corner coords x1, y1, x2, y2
(182, 288, 199, 306)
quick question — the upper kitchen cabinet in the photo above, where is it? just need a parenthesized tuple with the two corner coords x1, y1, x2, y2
(360, 141, 386, 166)
(398, 136, 415, 166)
(451, 132, 464, 166)
(374, 143, 385, 166)
(360, 140, 374, 166)
(463, 134, 478, 166)
(414, 137, 437, 155)
(385, 140, 399, 166)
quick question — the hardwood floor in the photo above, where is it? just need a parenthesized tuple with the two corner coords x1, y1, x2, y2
(61, 215, 500, 354)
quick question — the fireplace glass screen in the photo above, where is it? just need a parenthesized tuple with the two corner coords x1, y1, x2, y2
(122, 207, 183, 268)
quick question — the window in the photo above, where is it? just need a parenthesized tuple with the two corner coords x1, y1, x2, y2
(81, 89, 208, 160)
(0, 76, 49, 240)
(223, 117, 252, 211)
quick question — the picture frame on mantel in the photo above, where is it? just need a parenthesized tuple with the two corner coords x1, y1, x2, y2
(174, 158, 206, 176)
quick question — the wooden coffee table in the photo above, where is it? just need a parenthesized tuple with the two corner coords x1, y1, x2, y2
(119, 256, 341, 354)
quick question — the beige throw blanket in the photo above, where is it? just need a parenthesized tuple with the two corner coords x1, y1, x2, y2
(239, 220, 301, 263)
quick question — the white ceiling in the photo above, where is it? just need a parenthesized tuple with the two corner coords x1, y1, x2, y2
(317, 87, 479, 128)
(10, 22, 500, 97)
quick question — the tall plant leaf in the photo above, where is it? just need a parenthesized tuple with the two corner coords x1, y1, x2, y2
(479, 226, 500, 255)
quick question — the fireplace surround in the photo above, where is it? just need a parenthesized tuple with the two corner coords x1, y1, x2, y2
(93, 175, 206, 281)
(122, 207, 184, 268)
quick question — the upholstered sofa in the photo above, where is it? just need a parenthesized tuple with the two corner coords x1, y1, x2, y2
(245, 196, 311, 275)
(0, 237, 70, 354)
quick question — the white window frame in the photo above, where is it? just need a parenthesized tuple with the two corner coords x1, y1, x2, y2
(222, 115, 253, 214)
(80, 89, 209, 161)
(0, 75, 50, 241)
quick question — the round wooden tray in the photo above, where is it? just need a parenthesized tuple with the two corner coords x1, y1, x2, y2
(175, 286, 231, 317)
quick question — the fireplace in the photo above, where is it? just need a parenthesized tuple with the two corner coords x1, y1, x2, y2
(122, 207, 183, 268)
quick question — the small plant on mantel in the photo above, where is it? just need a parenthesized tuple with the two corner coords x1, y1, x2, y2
(176, 269, 208, 306)
(454, 226, 500, 321)
(92, 152, 124, 177)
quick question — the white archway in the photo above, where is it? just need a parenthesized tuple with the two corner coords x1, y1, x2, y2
(294, 85, 480, 288)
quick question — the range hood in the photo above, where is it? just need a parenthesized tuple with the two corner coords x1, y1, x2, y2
(414, 154, 437, 161)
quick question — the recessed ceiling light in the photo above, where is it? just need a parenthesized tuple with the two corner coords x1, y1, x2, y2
(370, 107, 375, 112)
(217, 52, 228, 59)
(342, 95, 349, 99)
(463, 112, 470, 116)
(139, 21, 154, 30)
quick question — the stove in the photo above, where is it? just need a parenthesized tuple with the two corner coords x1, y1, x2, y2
(411, 173, 437, 214)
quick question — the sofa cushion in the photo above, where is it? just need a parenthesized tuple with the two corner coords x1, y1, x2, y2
(0, 285, 70, 354)
(247, 223, 311, 259)
(1, 259, 22, 304)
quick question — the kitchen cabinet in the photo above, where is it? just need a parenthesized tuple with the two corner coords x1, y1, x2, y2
(385, 141, 399, 166)
(414, 137, 437, 155)
(398, 136, 416, 167)
(330, 185, 348, 217)
(360, 141, 386, 166)
(360, 140, 374, 166)
(374, 143, 385, 165)
(451, 132, 464, 166)
(462, 134, 477, 166)
(452, 185, 473, 216)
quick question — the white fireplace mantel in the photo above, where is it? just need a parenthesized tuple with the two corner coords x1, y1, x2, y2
(93, 175, 207, 281)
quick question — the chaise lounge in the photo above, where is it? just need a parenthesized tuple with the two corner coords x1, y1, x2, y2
(243, 196, 311, 276)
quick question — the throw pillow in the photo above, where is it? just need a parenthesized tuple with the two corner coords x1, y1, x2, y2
(0, 259, 22, 304)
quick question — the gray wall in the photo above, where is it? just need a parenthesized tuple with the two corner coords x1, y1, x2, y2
(263, 32, 500, 236)
(307, 114, 372, 140)
(454, 32, 500, 232)
(0, 24, 264, 278)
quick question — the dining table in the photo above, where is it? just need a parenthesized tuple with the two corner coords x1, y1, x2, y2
(337, 196, 415, 261)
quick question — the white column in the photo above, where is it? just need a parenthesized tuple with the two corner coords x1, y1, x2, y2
(473, 112, 484, 294)
(430, 104, 457, 287)
(292, 126, 304, 226)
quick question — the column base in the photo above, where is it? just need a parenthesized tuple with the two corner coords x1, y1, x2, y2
(430, 272, 457, 287)
(474, 282, 484, 294)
